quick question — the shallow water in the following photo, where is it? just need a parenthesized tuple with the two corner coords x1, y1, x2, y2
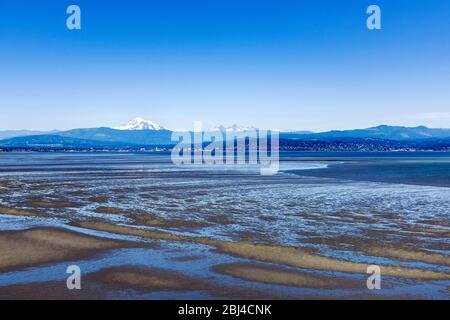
(0, 152, 449, 299)
(292, 152, 450, 188)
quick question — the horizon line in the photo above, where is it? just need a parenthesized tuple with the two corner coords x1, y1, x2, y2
(1, 123, 450, 133)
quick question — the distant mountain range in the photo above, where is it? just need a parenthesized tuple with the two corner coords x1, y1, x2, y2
(0, 134, 140, 149)
(0, 129, 60, 140)
(282, 125, 450, 141)
(1, 119, 450, 151)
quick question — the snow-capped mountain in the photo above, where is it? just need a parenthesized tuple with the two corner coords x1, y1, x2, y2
(114, 117, 164, 131)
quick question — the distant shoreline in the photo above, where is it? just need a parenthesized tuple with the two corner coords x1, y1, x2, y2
(1, 149, 450, 154)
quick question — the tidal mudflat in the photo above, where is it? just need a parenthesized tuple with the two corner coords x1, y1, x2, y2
(0, 152, 449, 299)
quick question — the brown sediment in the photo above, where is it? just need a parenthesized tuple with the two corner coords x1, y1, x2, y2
(92, 207, 208, 229)
(94, 206, 124, 214)
(23, 199, 81, 208)
(139, 193, 159, 201)
(132, 213, 209, 229)
(171, 255, 203, 262)
(335, 211, 378, 224)
(0, 280, 105, 300)
(0, 179, 11, 187)
(72, 221, 199, 243)
(71, 221, 450, 280)
(87, 265, 207, 292)
(111, 187, 135, 194)
(0, 204, 40, 217)
(372, 211, 403, 221)
(212, 262, 362, 289)
(0, 227, 139, 272)
(234, 231, 261, 242)
(293, 233, 450, 267)
(361, 245, 450, 267)
(212, 241, 450, 280)
(87, 265, 303, 299)
(258, 215, 278, 222)
(66, 190, 89, 197)
(88, 195, 109, 203)
(0, 276, 415, 300)
(400, 224, 450, 237)
(207, 214, 236, 225)
(0, 180, 14, 194)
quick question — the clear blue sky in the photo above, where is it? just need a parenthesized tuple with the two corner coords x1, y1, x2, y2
(1, 0, 450, 131)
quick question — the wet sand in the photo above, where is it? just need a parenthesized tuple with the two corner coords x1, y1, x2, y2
(0, 280, 106, 300)
(212, 262, 362, 289)
(23, 199, 81, 209)
(0, 204, 39, 217)
(71, 221, 450, 280)
(1, 198, 449, 300)
(0, 264, 306, 300)
(0, 227, 139, 272)
(87, 265, 209, 293)
(305, 235, 450, 266)
(1, 224, 444, 299)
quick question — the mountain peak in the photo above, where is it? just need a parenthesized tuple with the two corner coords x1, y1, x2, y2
(114, 117, 164, 131)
